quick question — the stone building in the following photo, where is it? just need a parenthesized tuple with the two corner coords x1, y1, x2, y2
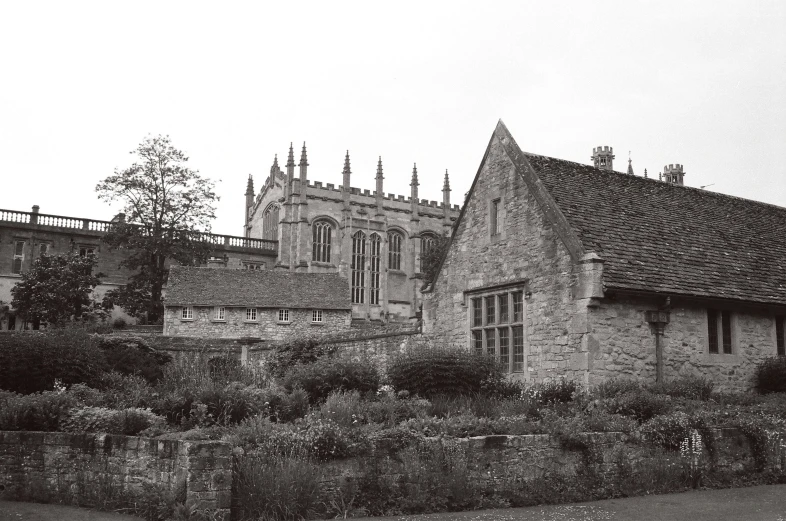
(163, 266, 351, 339)
(0, 206, 277, 330)
(245, 145, 461, 322)
(423, 120, 786, 392)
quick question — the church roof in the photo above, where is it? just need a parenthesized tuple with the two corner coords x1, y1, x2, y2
(526, 152, 786, 305)
(165, 266, 352, 310)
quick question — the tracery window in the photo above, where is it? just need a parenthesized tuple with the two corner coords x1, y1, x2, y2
(420, 233, 437, 272)
(370, 234, 381, 305)
(387, 231, 403, 270)
(312, 220, 333, 263)
(262, 205, 279, 240)
(351, 231, 366, 304)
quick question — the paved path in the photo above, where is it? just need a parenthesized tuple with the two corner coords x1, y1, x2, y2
(0, 501, 141, 521)
(341, 484, 786, 521)
(2, 485, 785, 521)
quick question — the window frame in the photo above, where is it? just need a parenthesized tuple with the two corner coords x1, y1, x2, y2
(351, 230, 366, 304)
(776, 316, 785, 356)
(312, 220, 333, 263)
(12, 240, 25, 274)
(181, 306, 194, 321)
(490, 198, 501, 236)
(369, 233, 382, 305)
(278, 308, 290, 323)
(245, 307, 258, 322)
(469, 288, 525, 374)
(312, 309, 323, 323)
(387, 231, 403, 271)
(213, 306, 226, 321)
(707, 308, 734, 356)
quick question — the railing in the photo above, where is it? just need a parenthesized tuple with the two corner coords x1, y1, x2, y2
(0, 208, 278, 253)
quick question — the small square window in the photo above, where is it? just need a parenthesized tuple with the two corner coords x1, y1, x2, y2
(312, 309, 323, 323)
(181, 307, 193, 320)
(278, 309, 290, 322)
(246, 308, 257, 321)
(79, 247, 95, 257)
(214, 307, 225, 321)
(38, 243, 49, 257)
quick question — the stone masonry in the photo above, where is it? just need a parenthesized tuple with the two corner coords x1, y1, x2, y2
(0, 431, 232, 520)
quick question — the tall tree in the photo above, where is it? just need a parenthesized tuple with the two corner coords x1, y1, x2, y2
(420, 234, 451, 289)
(97, 135, 218, 323)
(11, 252, 105, 327)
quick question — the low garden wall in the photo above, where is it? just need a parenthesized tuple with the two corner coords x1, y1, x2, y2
(0, 431, 232, 520)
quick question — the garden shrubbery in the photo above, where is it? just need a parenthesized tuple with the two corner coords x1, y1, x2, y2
(282, 356, 380, 403)
(756, 357, 786, 394)
(387, 345, 503, 398)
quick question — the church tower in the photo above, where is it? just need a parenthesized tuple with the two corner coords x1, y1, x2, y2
(591, 146, 615, 171)
(244, 174, 254, 237)
(661, 164, 685, 185)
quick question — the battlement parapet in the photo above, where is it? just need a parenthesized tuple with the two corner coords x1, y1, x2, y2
(664, 164, 684, 172)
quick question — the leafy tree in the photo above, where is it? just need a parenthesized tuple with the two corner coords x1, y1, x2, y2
(420, 234, 450, 288)
(96, 135, 218, 323)
(10, 252, 105, 327)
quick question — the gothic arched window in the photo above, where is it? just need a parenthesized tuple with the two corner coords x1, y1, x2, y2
(370, 234, 381, 305)
(312, 220, 333, 263)
(262, 205, 279, 241)
(387, 231, 403, 271)
(351, 231, 366, 304)
(420, 233, 437, 272)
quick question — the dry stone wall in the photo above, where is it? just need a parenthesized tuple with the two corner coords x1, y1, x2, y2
(0, 432, 231, 520)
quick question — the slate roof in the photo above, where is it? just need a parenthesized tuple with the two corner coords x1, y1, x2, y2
(164, 266, 352, 310)
(523, 153, 786, 306)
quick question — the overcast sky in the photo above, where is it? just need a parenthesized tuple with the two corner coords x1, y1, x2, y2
(1, 1, 784, 236)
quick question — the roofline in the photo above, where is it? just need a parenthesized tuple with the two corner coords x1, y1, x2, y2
(164, 303, 352, 310)
(605, 287, 786, 312)
(425, 119, 587, 292)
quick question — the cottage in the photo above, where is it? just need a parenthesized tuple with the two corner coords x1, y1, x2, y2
(163, 266, 352, 339)
(424, 120, 786, 392)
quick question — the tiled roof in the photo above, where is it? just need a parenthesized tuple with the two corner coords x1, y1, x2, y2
(524, 154, 786, 305)
(164, 266, 352, 310)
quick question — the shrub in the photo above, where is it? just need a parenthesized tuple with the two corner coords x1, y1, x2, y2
(0, 329, 108, 393)
(266, 336, 338, 378)
(641, 411, 692, 450)
(0, 390, 75, 431)
(604, 389, 671, 422)
(282, 357, 380, 404)
(755, 357, 786, 394)
(650, 375, 715, 401)
(97, 335, 172, 384)
(112, 317, 128, 329)
(297, 416, 351, 461)
(529, 379, 580, 405)
(60, 406, 166, 435)
(593, 378, 641, 399)
(96, 372, 155, 409)
(387, 346, 502, 398)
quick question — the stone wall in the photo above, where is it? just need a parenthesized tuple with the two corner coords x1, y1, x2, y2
(318, 324, 425, 372)
(0, 431, 231, 520)
(163, 306, 351, 340)
(424, 135, 587, 384)
(586, 295, 782, 392)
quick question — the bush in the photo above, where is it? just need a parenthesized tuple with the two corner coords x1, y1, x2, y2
(60, 406, 166, 435)
(96, 372, 155, 409)
(755, 357, 786, 394)
(282, 357, 380, 404)
(641, 411, 692, 450)
(387, 346, 503, 398)
(97, 336, 171, 384)
(530, 379, 580, 405)
(0, 330, 108, 393)
(604, 389, 671, 422)
(593, 378, 641, 399)
(266, 336, 338, 378)
(650, 375, 715, 401)
(0, 390, 75, 431)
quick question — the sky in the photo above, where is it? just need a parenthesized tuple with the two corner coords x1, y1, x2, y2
(1, 1, 784, 236)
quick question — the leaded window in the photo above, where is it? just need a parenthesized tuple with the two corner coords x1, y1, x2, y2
(263, 205, 279, 240)
(370, 234, 381, 305)
(312, 221, 332, 263)
(388, 231, 403, 270)
(708, 309, 733, 354)
(351, 231, 366, 304)
(469, 289, 526, 373)
(12, 241, 24, 274)
(420, 234, 436, 272)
